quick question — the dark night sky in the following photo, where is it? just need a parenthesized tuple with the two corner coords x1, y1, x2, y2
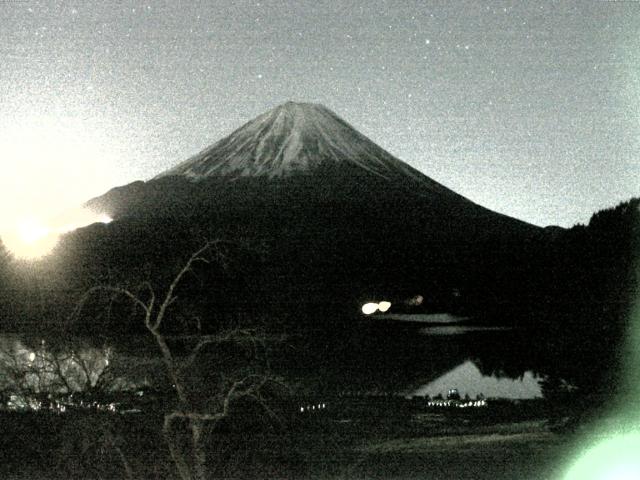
(1, 0, 638, 229)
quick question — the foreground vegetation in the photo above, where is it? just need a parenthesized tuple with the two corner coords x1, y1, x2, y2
(0, 198, 637, 479)
(1, 396, 579, 480)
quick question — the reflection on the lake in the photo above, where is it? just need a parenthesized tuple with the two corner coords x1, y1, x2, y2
(409, 360, 542, 399)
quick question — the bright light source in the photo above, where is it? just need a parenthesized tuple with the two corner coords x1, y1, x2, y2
(2, 217, 58, 259)
(378, 301, 391, 312)
(0, 113, 125, 235)
(17, 218, 49, 244)
(2, 208, 112, 259)
(28, 352, 36, 362)
(362, 302, 378, 315)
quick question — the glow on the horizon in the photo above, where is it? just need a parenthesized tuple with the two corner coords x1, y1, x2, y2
(2, 217, 58, 259)
(17, 218, 50, 245)
(55, 209, 113, 234)
(2, 208, 112, 259)
(0, 113, 123, 258)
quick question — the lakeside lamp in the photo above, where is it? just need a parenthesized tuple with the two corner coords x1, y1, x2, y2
(361, 302, 378, 315)
(378, 301, 391, 312)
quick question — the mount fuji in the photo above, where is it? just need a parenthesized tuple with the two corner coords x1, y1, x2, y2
(76, 101, 542, 320)
(89, 101, 529, 224)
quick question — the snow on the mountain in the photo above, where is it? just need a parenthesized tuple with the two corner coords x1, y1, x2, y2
(157, 101, 453, 195)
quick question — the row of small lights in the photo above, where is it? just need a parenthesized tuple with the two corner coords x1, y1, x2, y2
(361, 301, 392, 315)
(427, 400, 487, 408)
(300, 403, 327, 413)
(5, 394, 120, 414)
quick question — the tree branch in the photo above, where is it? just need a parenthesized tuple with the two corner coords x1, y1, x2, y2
(153, 242, 215, 332)
(72, 285, 153, 322)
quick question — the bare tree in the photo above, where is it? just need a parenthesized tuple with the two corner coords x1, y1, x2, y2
(75, 241, 285, 480)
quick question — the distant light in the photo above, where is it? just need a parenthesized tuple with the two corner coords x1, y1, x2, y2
(28, 352, 36, 362)
(407, 295, 424, 306)
(362, 302, 378, 315)
(378, 301, 391, 312)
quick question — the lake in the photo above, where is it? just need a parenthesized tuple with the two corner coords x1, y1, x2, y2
(0, 325, 551, 405)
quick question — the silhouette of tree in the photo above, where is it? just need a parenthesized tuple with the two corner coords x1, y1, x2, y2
(75, 241, 286, 480)
(534, 198, 639, 396)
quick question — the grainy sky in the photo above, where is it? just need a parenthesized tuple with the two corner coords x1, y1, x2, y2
(1, 0, 639, 227)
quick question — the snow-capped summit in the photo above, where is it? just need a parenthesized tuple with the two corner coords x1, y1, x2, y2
(156, 102, 447, 193)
